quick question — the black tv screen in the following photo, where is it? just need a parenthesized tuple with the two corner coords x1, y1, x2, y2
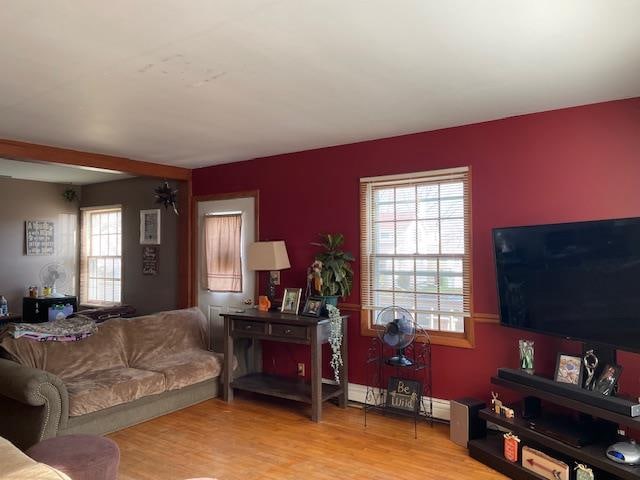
(493, 217, 640, 353)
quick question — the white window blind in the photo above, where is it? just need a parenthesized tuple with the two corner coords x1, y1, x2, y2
(360, 167, 471, 333)
(80, 206, 122, 305)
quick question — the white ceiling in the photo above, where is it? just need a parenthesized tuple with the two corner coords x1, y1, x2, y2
(1, 1, 639, 168)
(0, 158, 131, 185)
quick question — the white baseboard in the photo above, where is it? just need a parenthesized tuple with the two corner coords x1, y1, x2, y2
(346, 382, 450, 421)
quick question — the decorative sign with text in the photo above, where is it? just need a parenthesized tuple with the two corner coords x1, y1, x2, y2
(25, 220, 55, 256)
(142, 246, 159, 275)
(385, 377, 422, 414)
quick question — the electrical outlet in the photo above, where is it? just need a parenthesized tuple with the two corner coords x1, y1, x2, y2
(297, 363, 305, 377)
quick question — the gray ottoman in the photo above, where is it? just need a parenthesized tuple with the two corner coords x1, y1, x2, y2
(27, 434, 120, 480)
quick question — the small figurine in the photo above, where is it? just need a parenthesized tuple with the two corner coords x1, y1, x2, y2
(519, 339, 535, 374)
(258, 295, 271, 312)
(491, 392, 503, 414)
(574, 463, 594, 480)
(503, 433, 520, 462)
(583, 349, 599, 390)
(502, 406, 515, 419)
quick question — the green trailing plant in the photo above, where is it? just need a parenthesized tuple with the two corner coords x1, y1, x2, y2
(326, 304, 343, 383)
(311, 233, 354, 298)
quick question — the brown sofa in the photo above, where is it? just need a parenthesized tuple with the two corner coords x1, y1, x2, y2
(0, 308, 228, 450)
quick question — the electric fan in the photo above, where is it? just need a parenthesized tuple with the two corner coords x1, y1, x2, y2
(376, 306, 417, 366)
(40, 262, 70, 297)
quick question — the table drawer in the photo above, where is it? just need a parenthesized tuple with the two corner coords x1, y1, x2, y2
(270, 323, 309, 340)
(232, 319, 266, 335)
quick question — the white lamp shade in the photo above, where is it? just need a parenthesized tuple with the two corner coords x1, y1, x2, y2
(247, 241, 291, 271)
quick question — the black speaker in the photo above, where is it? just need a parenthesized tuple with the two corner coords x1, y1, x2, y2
(523, 396, 541, 419)
(450, 397, 486, 447)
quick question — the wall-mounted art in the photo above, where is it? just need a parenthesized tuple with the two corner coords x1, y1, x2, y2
(25, 220, 55, 256)
(140, 209, 161, 245)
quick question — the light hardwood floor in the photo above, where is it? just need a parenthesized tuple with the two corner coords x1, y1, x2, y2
(109, 395, 506, 480)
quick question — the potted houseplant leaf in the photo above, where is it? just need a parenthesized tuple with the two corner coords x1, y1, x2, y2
(307, 233, 354, 308)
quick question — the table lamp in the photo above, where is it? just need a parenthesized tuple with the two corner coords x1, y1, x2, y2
(247, 241, 291, 302)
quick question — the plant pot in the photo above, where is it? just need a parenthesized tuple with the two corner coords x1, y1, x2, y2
(320, 295, 339, 316)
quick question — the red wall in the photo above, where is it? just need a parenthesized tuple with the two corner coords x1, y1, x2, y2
(193, 98, 640, 400)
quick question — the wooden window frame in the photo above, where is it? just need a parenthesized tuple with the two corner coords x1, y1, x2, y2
(80, 206, 123, 307)
(359, 166, 475, 349)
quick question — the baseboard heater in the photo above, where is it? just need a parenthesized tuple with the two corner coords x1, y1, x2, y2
(497, 368, 640, 418)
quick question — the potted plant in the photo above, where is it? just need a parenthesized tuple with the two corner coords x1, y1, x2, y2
(307, 233, 354, 307)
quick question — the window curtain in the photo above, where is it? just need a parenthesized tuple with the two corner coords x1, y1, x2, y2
(204, 214, 243, 292)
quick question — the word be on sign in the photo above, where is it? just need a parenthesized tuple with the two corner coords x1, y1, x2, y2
(386, 377, 422, 414)
(25, 220, 55, 256)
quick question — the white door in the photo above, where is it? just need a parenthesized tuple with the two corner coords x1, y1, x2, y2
(197, 196, 256, 352)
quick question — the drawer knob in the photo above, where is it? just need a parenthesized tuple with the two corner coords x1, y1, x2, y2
(245, 325, 252, 330)
(285, 328, 292, 334)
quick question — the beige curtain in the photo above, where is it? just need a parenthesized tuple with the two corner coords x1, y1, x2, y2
(204, 214, 243, 292)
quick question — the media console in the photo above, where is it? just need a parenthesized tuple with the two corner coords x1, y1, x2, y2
(469, 368, 640, 480)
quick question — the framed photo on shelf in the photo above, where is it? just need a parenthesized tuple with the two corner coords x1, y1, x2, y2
(593, 364, 622, 396)
(281, 288, 302, 314)
(554, 353, 583, 386)
(140, 209, 161, 245)
(301, 296, 325, 317)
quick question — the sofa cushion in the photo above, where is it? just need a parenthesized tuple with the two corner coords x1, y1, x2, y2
(137, 350, 223, 391)
(123, 307, 208, 367)
(65, 368, 166, 417)
(0, 320, 127, 381)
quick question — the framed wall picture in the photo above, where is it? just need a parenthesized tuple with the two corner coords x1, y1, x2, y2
(554, 353, 584, 386)
(281, 288, 302, 314)
(25, 220, 55, 256)
(302, 296, 325, 317)
(140, 209, 161, 245)
(385, 377, 422, 414)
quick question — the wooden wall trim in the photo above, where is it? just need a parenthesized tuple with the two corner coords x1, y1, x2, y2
(0, 138, 191, 181)
(177, 179, 193, 308)
(474, 313, 500, 323)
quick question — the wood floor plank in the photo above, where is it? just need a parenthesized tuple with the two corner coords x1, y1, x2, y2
(108, 395, 506, 480)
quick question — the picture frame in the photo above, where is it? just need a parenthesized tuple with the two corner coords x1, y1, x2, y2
(385, 377, 422, 415)
(301, 296, 325, 317)
(140, 209, 161, 245)
(593, 364, 623, 396)
(280, 288, 302, 314)
(554, 353, 584, 386)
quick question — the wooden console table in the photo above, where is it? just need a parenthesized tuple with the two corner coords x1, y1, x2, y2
(221, 309, 348, 422)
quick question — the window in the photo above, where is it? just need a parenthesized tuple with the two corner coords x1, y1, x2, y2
(203, 213, 243, 292)
(80, 207, 122, 305)
(360, 167, 472, 346)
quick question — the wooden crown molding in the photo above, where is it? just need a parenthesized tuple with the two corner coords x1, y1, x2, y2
(0, 138, 191, 181)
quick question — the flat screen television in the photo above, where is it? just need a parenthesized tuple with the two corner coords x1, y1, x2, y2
(493, 217, 640, 353)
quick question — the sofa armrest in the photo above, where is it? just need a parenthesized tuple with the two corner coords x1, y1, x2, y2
(0, 358, 69, 443)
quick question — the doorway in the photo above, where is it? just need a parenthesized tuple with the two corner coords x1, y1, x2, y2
(195, 193, 257, 351)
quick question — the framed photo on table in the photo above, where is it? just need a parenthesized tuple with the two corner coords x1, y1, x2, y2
(302, 296, 325, 317)
(281, 288, 302, 314)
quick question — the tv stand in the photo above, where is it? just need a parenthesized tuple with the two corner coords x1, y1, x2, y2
(468, 369, 640, 480)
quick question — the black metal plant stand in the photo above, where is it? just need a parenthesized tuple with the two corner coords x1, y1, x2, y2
(364, 330, 433, 439)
